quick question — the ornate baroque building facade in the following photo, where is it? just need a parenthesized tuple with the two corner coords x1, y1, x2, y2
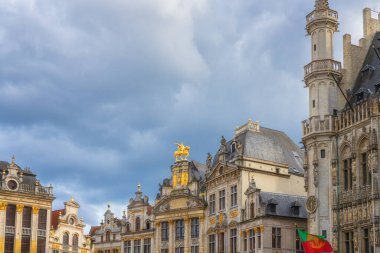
(91, 120, 308, 253)
(49, 198, 91, 253)
(302, 0, 380, 252)
(0, 157, 54, 253)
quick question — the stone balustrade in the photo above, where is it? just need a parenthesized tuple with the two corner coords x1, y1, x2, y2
(304, 59, 342, 80)
(306, 9, 338, 24)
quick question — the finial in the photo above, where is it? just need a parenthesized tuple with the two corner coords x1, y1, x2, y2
(70, 197, 75, 202)
(11, 155, 15, 165)
(107, 204, 110, 210)
(315, 0, 329, 11)
(137, 183, 141, 192)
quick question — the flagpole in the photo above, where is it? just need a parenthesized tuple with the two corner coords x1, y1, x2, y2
(372, 147, 376, 253)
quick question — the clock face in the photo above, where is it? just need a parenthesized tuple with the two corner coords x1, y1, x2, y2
(7, 179, 18, 190)
(306, 196, 318, 213)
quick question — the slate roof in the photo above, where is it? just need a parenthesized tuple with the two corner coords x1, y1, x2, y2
(51, 209, 65, 230)
(348, 32, 380, 105)
(260, 192, 307, 219)
(212, 127, 304, 176)
(0, 160, 37, 186)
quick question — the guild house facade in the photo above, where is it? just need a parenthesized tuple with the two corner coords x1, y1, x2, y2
(302, 0, 380, 253)
(91, 120, 308, 253)
(0, 157, 54, 253)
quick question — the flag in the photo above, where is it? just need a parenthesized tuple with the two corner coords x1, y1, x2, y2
(297, 229, 333, 253)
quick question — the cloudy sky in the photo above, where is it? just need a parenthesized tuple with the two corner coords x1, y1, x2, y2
(0, 0, 379, 229)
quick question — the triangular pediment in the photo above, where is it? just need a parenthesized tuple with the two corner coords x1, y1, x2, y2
(206, 163, 239, 182)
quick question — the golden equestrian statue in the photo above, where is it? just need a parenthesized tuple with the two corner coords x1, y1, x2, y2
(174, 143, 190, 161)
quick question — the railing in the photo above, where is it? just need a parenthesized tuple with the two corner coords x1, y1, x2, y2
(5, 226, 15, 234)
(302, 115, 337, 136)
(37, 229, 46, 237)
(18, 184, 54, 196)
(334, 185, 378, 206)
(304, 59, 342, 77)
(22, 227, 31, 236)
(306, 9, 338, 23)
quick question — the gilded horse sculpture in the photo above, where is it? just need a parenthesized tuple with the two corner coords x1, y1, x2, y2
(174, 143, 190, 161)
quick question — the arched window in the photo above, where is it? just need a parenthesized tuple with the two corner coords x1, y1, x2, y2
(106, 230, 111, 242)
(135, 217, 140, 232)
(146, 220, 151, 230)
(72, 234, 78, 247)
(126, 222, 131, 232)
(63, 232, 69, 245)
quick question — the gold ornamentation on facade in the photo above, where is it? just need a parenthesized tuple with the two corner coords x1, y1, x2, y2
(218, 213, 224, 224)
(0, 202, 7, 210)
(14, 238, 21, 253)
(209, 217, 216, 225)
(16, 204, 24, 213)
(174, 143, 190, 161)
(306, 195, 318, 213)
(32, 206, 40, 214)
(31, 239, 37, 253)
(229, 209, 238, 219)
(259, 225, 264, 232)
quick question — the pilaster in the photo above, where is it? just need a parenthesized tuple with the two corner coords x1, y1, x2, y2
(199, 217, 204, 253)
(0, 202, 7, 253)
(14, 204, 24, 253)
(184, 218, 189, 253)
(30, 206, 39, 253)
(169, 220, 174, 253)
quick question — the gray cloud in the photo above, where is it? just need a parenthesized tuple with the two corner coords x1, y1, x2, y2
(0, 0, 379, 227)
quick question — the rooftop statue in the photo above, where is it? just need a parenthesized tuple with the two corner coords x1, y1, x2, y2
(174, 143, 190, 162)
(315, 0, 329, 10)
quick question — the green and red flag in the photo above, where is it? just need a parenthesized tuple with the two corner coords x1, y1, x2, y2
(297, 229, 333, 253)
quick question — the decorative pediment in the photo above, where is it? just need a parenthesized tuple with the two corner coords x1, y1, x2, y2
(153, 194, 206, 214)
(206, 163, 238, 182)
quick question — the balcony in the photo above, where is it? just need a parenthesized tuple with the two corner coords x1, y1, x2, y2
(306, 9, 338, 25)
(302, 115, 337, 137)
(37, 229, 46, 237)
(333, 185, 379, 207)
(22, 228, 31, 236)
(16, 183, 54, 196)
(304, 59, 342, 84)
(5, 226, 15, 234)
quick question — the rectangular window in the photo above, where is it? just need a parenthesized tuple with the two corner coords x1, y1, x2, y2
(230, 229, 237, 253)
(175, 220, 184, 240)
(37, 237, 45, 253)
(4, 235, 14, 253)
(230, 185, 237, 207)
(143, 238, 151, 253)
(124, 240, 132, 253)
(218, 233, 225, 253)
(362, 153, 371, 186)
(296, 230, 303, 253)
(249, 229, 255, 252)
(134, 239, 141, 253)
(6, 204, 16, 226)
(38, 209, 47, 230)
(321, 149, 325, 159)
(219, 190, 225, 210)
(209, 235, 216, 253)
(21, 236, 30, 253)
(364, 229, 372, 253)
(258, 230, 261, 248)
(191, 218, 199, 238)
(161, 222, 169, 241)
(175, 247, 184, 253)
(191, 246, 199, 253)
(161, 250, 168, 253)
(209, 194, 216, 215)
(345, 231, 354, 253)
(343, 158, 353, 190)
(272, 227, 281, 249)
(22, 207, 32, 228)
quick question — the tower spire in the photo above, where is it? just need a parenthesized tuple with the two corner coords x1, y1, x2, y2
(315, 0, 329, 10)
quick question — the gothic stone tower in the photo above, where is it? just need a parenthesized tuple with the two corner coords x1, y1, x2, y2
(302, 0, 342, 241)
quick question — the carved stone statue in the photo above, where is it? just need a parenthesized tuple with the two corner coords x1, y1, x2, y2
(236, 141, 243, 155)
(304, 166, 309, 191)
(206, 153, 212, 168)
(332, 165, 337, 186)
(313, 166, 319, 187)
(315, 0, 329, 10)
(219, 136, 227, 153)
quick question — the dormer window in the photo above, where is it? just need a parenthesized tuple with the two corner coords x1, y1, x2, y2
(126, 223, 131, 232)
(146, 220, 151, 230)
(361, 64, 375, 80)
(136, 217, 141, 231)
(291, 201, 302, 216)
(267, 198, 278, 214)
(231, 142, 236, 153)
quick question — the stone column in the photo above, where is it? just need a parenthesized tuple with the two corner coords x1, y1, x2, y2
(156, 222, 161, 253)
(0, 202, 7, 253)
(14, 204, 24, 253)
(254, 227, 258, 253)
(184, 218, 190, 253)
(30, 206, 39, 253)
(259, 225, 264, 251)
(199, 217, 204, 253)
(45, 208, 51, 253)
(169, 220, 174, 253)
